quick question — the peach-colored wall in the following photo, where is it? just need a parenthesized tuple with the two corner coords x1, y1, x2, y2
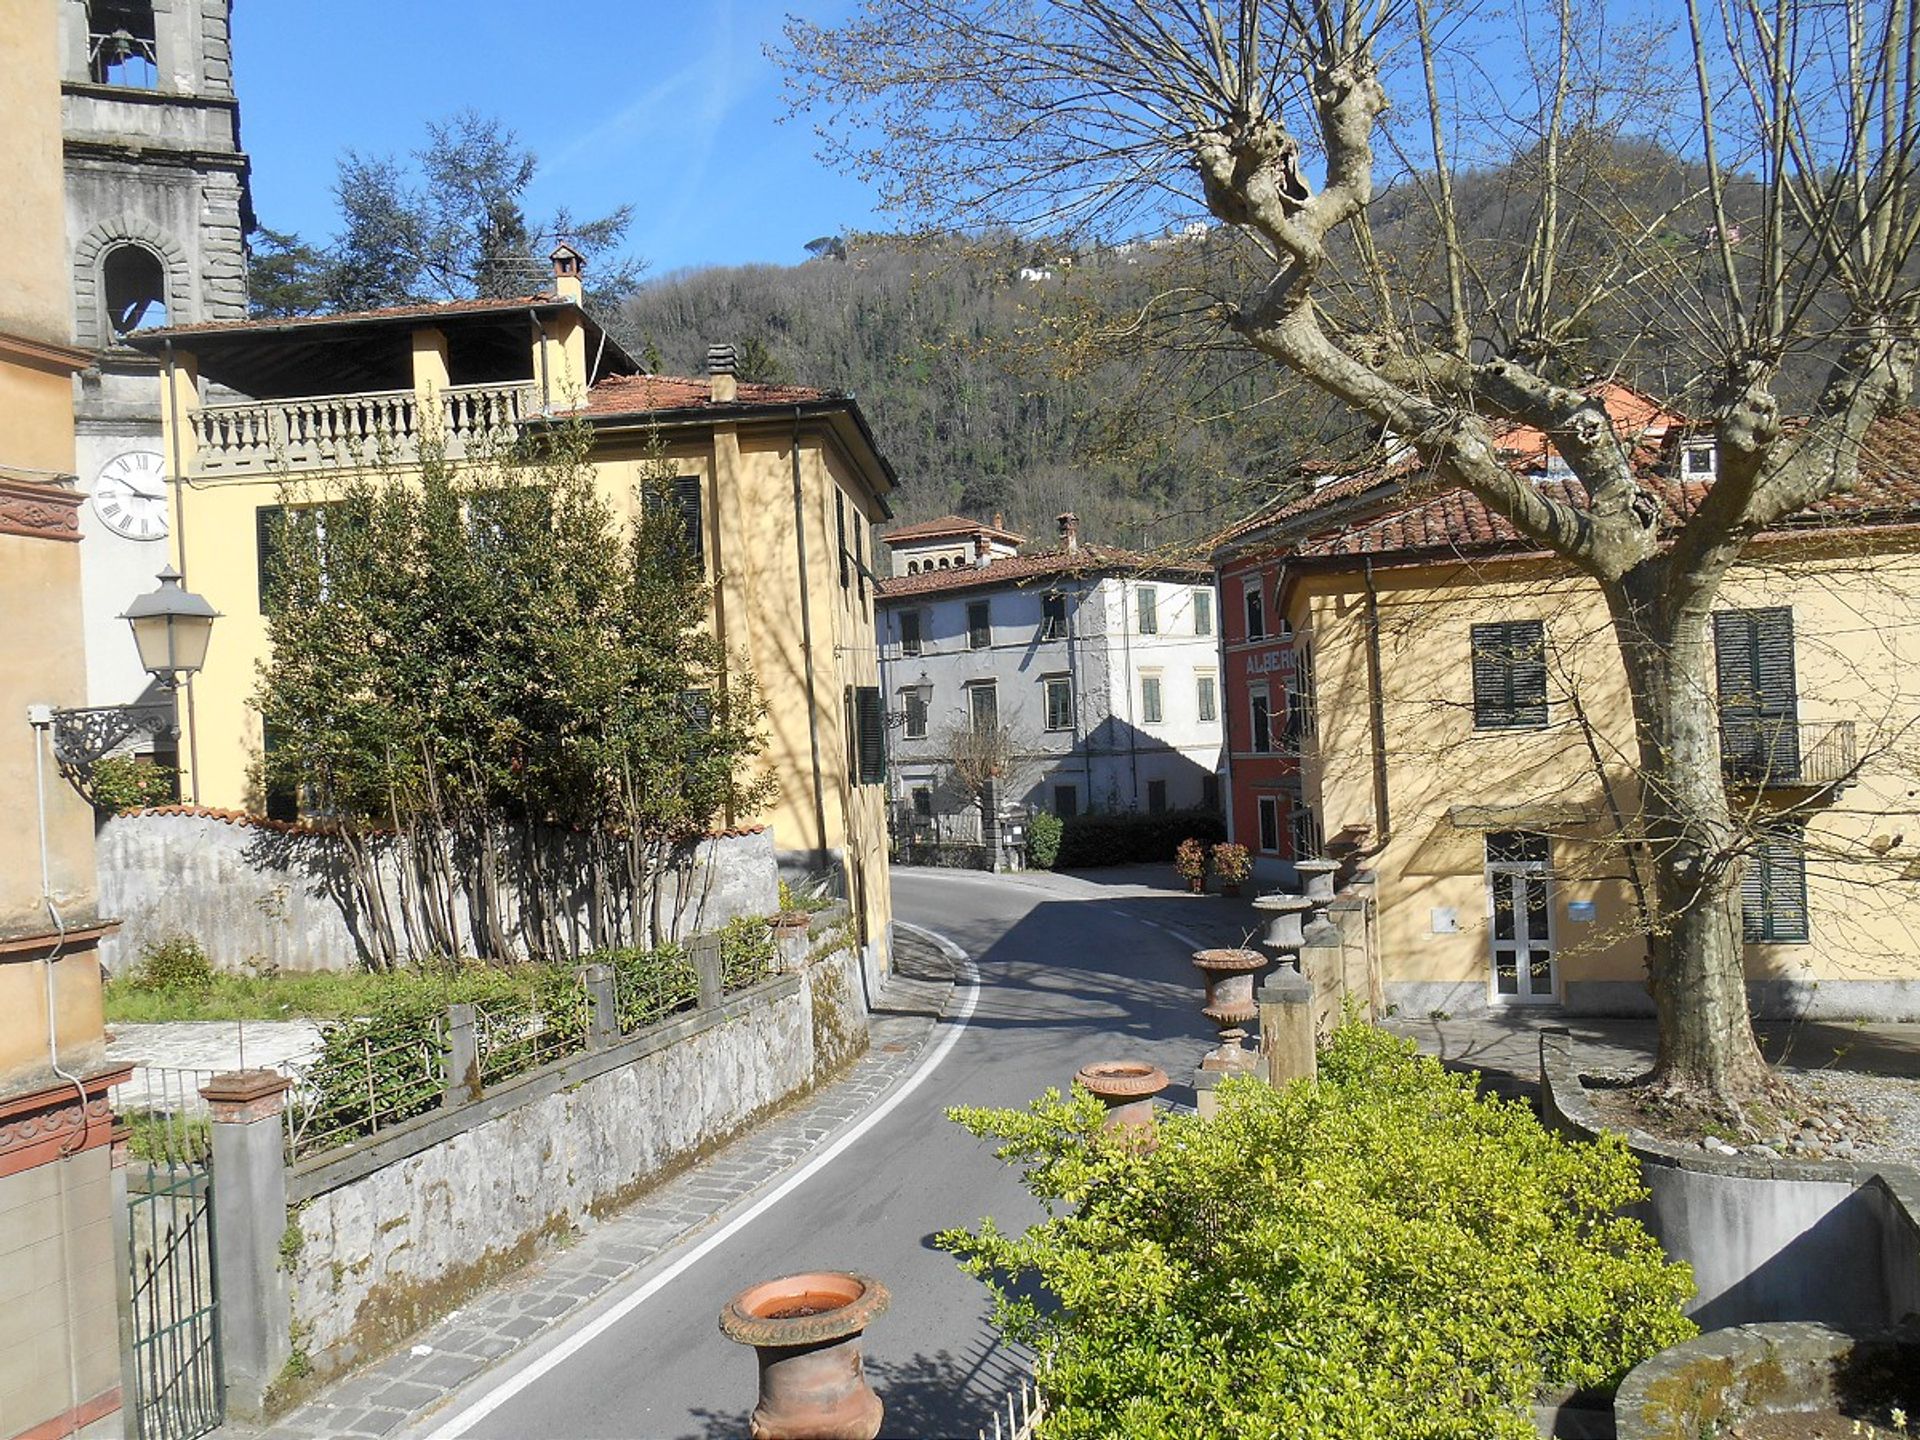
(1296, 537, 1920, 1009)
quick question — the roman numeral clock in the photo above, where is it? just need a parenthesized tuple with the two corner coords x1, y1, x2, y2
(92, 449, 170, 542)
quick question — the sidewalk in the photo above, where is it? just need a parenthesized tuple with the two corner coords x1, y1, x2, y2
(223, 928, 959, 1440)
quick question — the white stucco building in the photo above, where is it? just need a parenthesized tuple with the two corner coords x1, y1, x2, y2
(876, 513, 1224, 831)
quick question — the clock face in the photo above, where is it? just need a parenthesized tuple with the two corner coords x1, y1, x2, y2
(93, 450, 170, 542)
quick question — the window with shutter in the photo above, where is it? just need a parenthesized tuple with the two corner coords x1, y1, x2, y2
(1041, 593, 1067, 639)
(1250, 687, 1272, 753)
(902, 686, 928, 739)
(256, 504, 286, 613)
(1044, 677, 1073, 731)
(1470, 621, 1549, 728)
(968, 601, 991, 649)
(1742, 824, 1809, 942)
(1147, 779, 1168, 814)
(1141, 675, 1163, 724)
(968, 681, 998, 732)
(855, 685, 886, 785)
(1715, 607, 1799, 781)
(1193, 591, 1213, 636)
(1245, 583, 1265, 640)
(675, 476, 703, 565)
(1137, 587, 1158, 634)
(837, 491, 850, 589)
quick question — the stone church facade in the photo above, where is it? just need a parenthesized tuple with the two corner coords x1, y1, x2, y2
(61, 0, 251, 748)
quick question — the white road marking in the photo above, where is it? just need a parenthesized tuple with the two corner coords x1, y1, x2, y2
(421, 922, 981, 1439)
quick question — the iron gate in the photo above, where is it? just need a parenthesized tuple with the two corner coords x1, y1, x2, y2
(124, 1092, 223, 1440)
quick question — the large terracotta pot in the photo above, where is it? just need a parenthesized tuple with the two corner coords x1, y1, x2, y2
(1190, 947, 1267, 1027)
(1074, 1060, 1170, 1139)
(719, 1271, 890, 1439)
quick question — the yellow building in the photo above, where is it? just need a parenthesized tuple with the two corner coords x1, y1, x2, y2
(132, 256, 898, 974)
(1217, 391, 1920, 1020)
(0, 3, 128, 1436)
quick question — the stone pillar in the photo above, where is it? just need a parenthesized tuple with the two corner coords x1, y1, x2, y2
(445, 1002, 478, 1107)
(582, 963, 616, 1048)
(1299, 910, 1344, 1037)
(1191, 1067, 1222, 1121)
(200, 1070, 293, 1423)
(979, 780, 1001, 872)
(692, 934, 724, 1010)
(1256, 970, 1316, 1088)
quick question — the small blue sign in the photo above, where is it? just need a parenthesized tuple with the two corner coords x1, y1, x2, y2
(1566, 900, 1597, 923)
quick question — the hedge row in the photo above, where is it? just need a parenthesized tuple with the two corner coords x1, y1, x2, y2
(1054, 810, 1228, 869)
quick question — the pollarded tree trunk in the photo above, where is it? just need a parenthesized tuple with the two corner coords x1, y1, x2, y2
(1605, 566, 1772, 1113)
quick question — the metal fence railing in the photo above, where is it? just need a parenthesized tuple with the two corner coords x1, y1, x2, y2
(279, 920, 796, 1166)
(283, 1018, 447, 1163)
(979, 1378, 1045, 1440)
(119, 1065, 220, 1168)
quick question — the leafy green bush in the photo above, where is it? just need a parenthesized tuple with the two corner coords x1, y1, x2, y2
(133, 935, 215, 994)
(942, 1023, 1695, 1440)
(1026, 810, 1063, 870)
(88, 755, 177, 813)
(1054, 809, 1226, 868)
(719, 915, 777, 990)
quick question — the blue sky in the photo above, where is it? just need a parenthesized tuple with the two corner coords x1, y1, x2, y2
(231, 2, 882, 280)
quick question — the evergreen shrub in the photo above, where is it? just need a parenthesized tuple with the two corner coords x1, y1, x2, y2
(1025, 811, 1063, 870)
(1054, 809, 1227, 868)
(942, 1023, 1696, 1439)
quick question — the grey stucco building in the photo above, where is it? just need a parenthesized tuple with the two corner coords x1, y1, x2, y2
(877, 513, 1225, 834)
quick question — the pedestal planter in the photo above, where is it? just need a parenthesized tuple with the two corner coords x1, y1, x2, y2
(1191, 947, 1266, 1027)
(1200, 1026, 1258, 1075)
(1074, 1060, 1169, 1138)
(1184, 876, 1206, 894)
(1251, 894, 1313, 953)
(1293, 859, 1342, 924)
(719, 1271, 891, 1440)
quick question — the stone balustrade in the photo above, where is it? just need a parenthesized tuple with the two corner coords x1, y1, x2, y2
(188, 381, 535, 476)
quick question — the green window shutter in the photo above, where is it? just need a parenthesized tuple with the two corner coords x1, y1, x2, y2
(1716, 607, 1798, 779)
(256, 504, 286, 614)
(1743, 824, 1809, 942)
(674, 476, 703, 564)
(1471, 621, 1547, 727)
(855, 685, 886, 785)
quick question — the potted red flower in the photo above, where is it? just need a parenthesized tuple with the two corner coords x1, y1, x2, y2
(1174, 837, 1209, 893)
(1210, 841, 1252, 896)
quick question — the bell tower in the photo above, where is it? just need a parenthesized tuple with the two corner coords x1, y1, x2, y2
(61, 0, 252, 742)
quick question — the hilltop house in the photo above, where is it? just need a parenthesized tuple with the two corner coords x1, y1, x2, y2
(1215, 384, 1920, 1019)
(130, 254, 902, 979)
(877, 513, 1224, 841)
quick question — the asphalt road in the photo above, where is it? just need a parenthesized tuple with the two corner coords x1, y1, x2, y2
(415, 868, 1219, 1440)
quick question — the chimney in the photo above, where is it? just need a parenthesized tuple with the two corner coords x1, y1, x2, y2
(707, 342, 738, 404)
(1058, 512, 1080, 553)
(993, 510, 1005, 529)
(974, 532, 991, 568)
(550, 243, 585, 304)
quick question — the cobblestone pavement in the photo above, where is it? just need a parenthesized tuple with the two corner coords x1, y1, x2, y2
(217, 930, 956, 1440)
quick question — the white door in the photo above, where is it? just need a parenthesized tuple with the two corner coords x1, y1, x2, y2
(1486, 831, 1556, 1003)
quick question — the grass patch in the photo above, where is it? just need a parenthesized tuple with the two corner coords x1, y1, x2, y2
(104, 970, 404, 1023)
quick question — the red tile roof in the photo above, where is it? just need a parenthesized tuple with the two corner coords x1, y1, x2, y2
(1213, 380, 1686, 554)
(877, 543, 1206, 599)
(583, 373, 836, 416)
(1273, 408, 1920, 565)
(882, 513, 1028, 545)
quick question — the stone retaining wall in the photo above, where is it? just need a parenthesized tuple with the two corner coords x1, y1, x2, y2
(1540, 1028, 1920, 1330)
(96, 810, 779, 973)
(273, 933, 867, 1386)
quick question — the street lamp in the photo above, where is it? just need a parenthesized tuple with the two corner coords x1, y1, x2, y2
(121, 565, 219, 689)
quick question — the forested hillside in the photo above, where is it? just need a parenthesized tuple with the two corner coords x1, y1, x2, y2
(617, 233, 1328, 549)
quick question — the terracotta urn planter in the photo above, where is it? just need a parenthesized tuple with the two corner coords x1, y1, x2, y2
(1074, 1060, 1169, 1138)
(1191, 947, 1267, 1028)
(1200, 1026, 1259, 1075)
(719, 1271, 890, 1440)
(773, 911, 812, 939)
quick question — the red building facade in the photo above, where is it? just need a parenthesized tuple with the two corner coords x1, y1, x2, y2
(1214, 545, 1314, 868)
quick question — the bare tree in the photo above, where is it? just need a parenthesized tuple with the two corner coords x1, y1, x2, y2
(941, 719, 1041, 817)
(783, 0, 1920, 1114)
